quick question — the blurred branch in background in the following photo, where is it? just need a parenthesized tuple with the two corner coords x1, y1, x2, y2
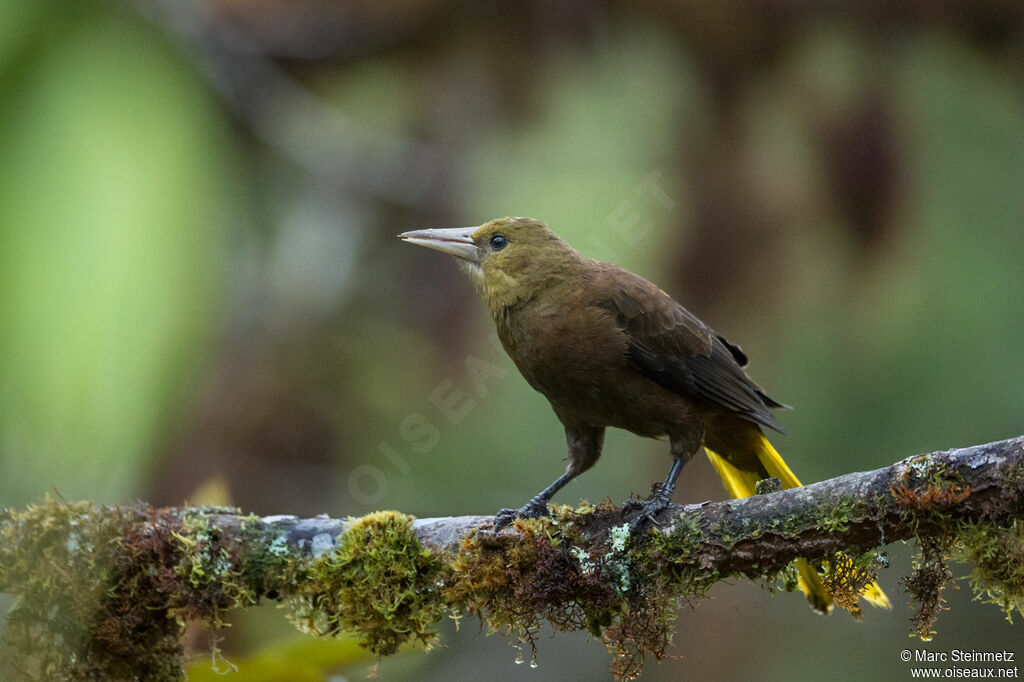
(132, 0, 452, 208)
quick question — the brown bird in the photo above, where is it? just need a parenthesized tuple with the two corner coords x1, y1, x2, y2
(400, 216, 889, 613)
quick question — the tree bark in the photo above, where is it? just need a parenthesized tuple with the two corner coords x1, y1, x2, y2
(2, 436, 1022, 682)
(245, 435, 1023, 570)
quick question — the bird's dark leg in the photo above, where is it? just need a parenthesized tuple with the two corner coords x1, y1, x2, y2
(495, 424, 604, 528)
(627, 433, 700, 534)
(494, 472, 573, 527)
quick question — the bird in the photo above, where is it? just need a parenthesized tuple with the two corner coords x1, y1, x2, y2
(399, 216, 889, 613)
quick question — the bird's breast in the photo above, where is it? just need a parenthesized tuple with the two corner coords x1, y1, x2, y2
(497, 302, 686, 434)
(500, 303, 625, 383)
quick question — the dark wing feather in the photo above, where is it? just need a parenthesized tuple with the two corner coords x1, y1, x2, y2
(594, 265, 786, 432)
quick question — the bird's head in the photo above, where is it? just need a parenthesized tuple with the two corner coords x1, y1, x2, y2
(400, 217, 582, 309)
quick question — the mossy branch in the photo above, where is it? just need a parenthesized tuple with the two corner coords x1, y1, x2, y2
(2, 436, 1023, 681)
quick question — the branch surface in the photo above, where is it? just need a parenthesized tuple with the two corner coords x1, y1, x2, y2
(2, 436, 1022, 682)
(241, 435, 1024, 569)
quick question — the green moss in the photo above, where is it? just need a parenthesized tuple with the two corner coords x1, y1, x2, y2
(769, 562, 801, 595)
(4, 491, 1020, 682)
(0, 501, 315, 681)
(902, 518, 1023, 639)
(448, 515, 605, 662)
(289, 511, 445, 656)
(1, 500, 120, 680)
(0, 500, 188, 681)
(891, 452, 1024, 639)
(644, 512, 719, 594)
(954, 519, 1024, 623)
(234, 515, 303, 601)
(1005, 459, 1024, 487)
(175, 509, 251, 621)
(171, 507, 307, 621)
(812, 495, 861, 534)
(447, 508, 681, 680)
(764, 494, 865, 539)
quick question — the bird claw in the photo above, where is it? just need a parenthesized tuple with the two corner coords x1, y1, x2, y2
(494, 501, 550, 529)
(493, 508, 518, 529)
(626, 499, 668, 535)
(620, 497, 645, 514)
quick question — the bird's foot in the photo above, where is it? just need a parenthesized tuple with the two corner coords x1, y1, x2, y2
(626, 498, 669, 535)
(494, 499, 550, 529)
(620, 497, 645, 515)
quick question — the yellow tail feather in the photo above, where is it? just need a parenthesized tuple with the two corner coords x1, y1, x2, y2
(704, 429, 890, 614)
(860, 580, 893, 609)
(704, 445, 833, 613)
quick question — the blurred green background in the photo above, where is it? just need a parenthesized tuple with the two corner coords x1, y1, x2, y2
(1, 0, 1022, 679)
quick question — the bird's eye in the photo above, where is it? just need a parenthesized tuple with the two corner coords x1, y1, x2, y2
(489, 234, 508, 250)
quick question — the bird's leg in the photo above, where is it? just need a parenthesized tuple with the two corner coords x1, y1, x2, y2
(627, 435, 699, 534)
(495, 424, 604, 528)
(494, 472, 573, 527)
(626, 458, 684, 533)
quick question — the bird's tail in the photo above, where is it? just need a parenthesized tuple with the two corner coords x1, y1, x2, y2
(703, 422, 891, 615)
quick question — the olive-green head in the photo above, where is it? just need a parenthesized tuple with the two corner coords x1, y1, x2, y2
(399, 217, 582, 308)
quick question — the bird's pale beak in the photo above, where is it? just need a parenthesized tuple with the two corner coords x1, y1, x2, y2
(398, 226, 481, 263)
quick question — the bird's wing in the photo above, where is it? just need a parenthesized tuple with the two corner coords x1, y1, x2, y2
(592, 265, 785, 433)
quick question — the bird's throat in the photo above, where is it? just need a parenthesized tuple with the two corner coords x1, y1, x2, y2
(461, 261, 524, 312)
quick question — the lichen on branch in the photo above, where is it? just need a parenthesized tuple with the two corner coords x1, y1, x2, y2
(1, 436, 1023, 681)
